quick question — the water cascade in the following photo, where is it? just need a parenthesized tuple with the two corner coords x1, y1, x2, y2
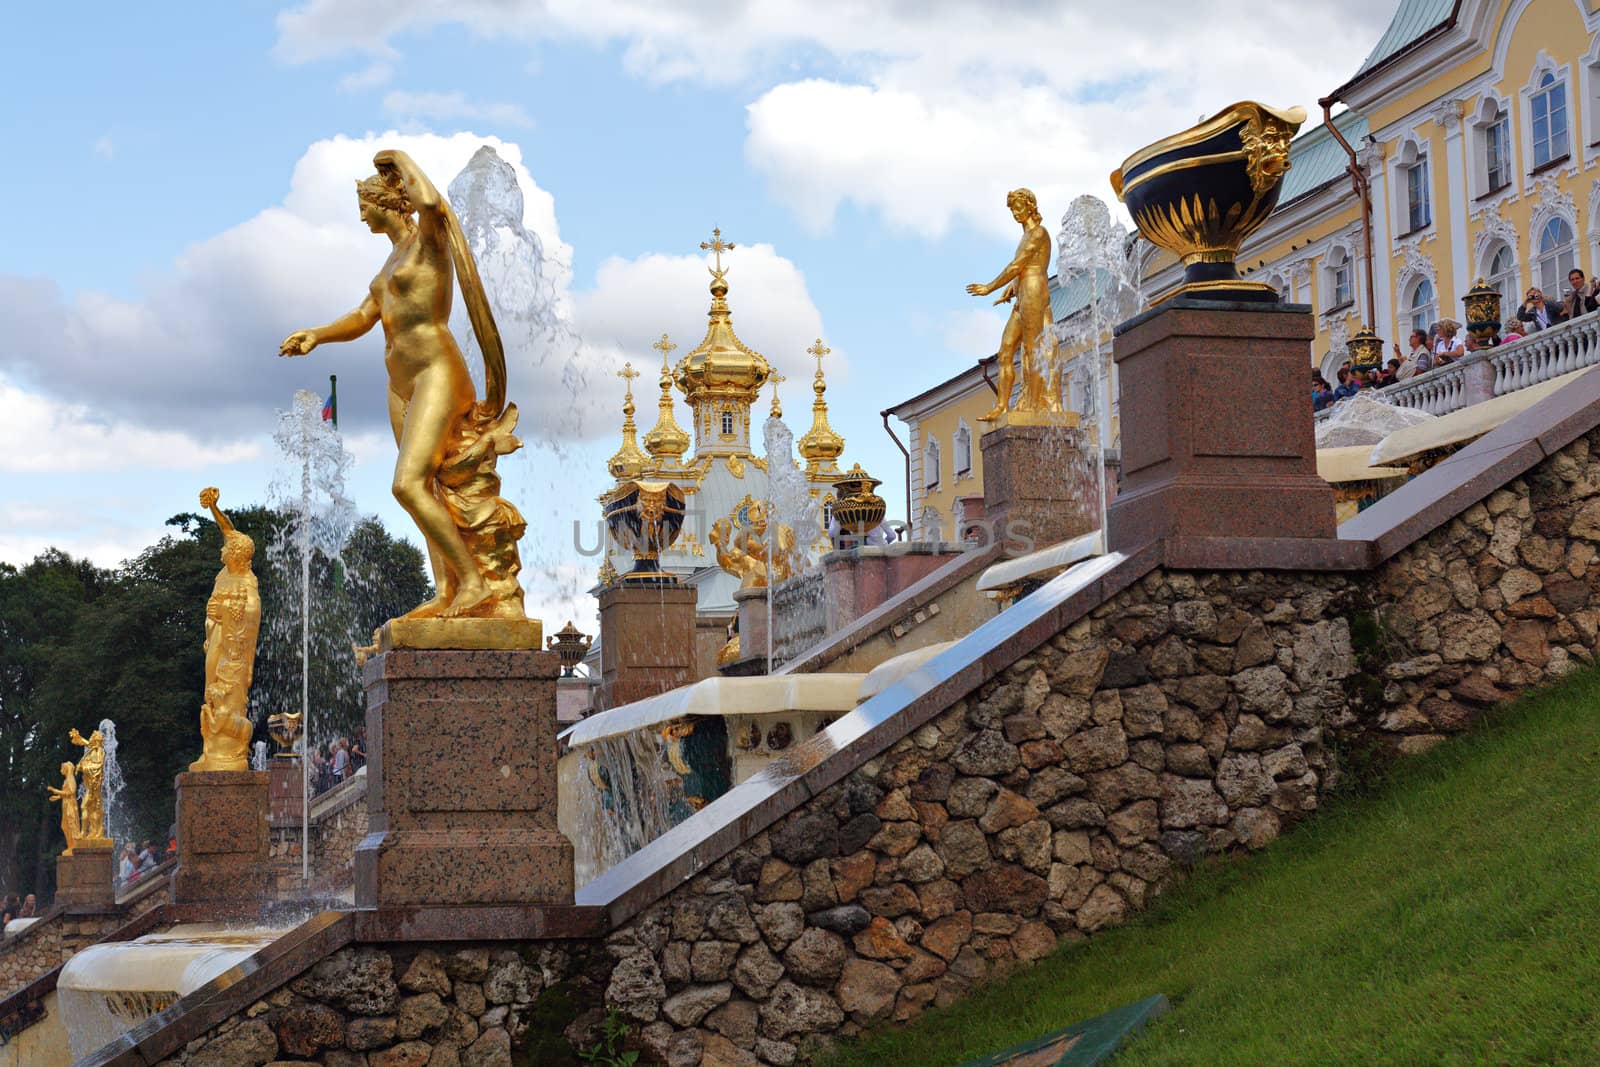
(250, 740, 268, 772)
(563, 730, 679, 887)
(1055, 195, 1143, 537)
(761, 414, 824, 665)
(97, 719, 130, 856)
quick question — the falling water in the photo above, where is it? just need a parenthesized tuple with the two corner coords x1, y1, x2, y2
(565, 731, 680, 885)
(97, 719, 129, 854)
(264, 390, 357, 886)
(1055, 195, 1144, 536)
(250, 741, 268, 772)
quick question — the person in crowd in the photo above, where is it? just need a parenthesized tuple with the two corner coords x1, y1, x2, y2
(1331, 366, 1361, 402)
(1375, 359, 1400, 388)
(118, 844, 138, 884)
(19, 895, 35, 918)
(1502, 321, 1524, 343)
(1433, 320, 1466, 364)
(1562, 268, 1600, 320)
(309, 749, 328, 794)
(331, 737, 350, 782)
(1, 895, 19, 928)
(137, 840, 159, 873)
(1312, 374, 1334, 411)
(1518, 287, 1564, 332)
(351, 729, 367, 772)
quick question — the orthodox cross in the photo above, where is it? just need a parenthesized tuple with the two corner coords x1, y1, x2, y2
(617, 361, 639, 401)
(701, 227, 736, 275)
(768, 371, 787, 418)
(807, 337, 831, 378)
(652, 332, 678, 370)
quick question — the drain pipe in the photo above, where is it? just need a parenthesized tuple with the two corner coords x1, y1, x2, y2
(880, 410, 913, 536)
(1319, 93, 1379, 334)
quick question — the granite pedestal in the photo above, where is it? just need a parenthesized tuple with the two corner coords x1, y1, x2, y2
(980, 422, 1099, 553)
(722, 586, 770, 676)
(598, 582, 698, 710)
(173, 771, 272, 906)
(54, 839, 115, 913)
(268, 755, 305, 828)
(354, 648, 575, 908)
(1107, 299, 1336, 554)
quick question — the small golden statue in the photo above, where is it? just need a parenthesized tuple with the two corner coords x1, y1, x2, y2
(190, 488, 260, 772)
(279, 149, 533, 641)
(268, 711, 304, 757)
(710, 496, 797, 589)
(967, 188, 1064, 423)
(48, 762, 81, 855)
(68, 728, 110, 844)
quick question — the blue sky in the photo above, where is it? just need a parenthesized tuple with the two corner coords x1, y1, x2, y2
(0, 0, 1394, 623)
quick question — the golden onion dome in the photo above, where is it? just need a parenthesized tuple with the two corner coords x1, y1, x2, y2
(677, 229, 771, 406)
(607, 362, 648, 480)
(797, 338, 845, 477)
(643, 333, 692, 461)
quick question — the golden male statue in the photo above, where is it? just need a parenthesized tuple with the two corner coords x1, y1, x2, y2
(710, 498, 797, 589)
(280, 149, 528, 625)
(967, 188, 1063, 422)
(69, 728, 109, 843)
(190, 488, 260, 772)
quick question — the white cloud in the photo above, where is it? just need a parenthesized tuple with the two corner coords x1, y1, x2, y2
(339, 60, 394, 91)
(575, 243, 838, 391)
(274, 0, 1399, 237)
(943, 307, 1006, 359)
(0, 374, 262, 474)
(92, 135, 115, 160)
(382, 89, 534, 129)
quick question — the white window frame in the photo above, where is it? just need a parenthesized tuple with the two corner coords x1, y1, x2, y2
(1406, 277, 1438, 337)
(1535, 216, 1578, 295)
(1390, 137, 1434, 238)
(1483, 241, 1520, 318)
(1522, 54, 1575, 177)
(1323, 245, 1355, 314)
(953, 421, 972, 478)
(720, 409, 735, 436)
(924, 438, 941, 491)
(1469, 93, 1514, 202)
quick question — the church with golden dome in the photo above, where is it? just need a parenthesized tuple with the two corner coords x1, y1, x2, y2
(596, 229, 850, 669)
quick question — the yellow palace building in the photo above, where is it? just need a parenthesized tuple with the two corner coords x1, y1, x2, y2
(892, 0, 1600, 525)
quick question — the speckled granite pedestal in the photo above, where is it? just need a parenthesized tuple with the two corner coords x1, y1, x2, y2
(1107, 299, 1338, 558)
(173, 771, 272, 905)
(598, 582, 698, 710)
(354, 648, 575, 908)
(981, 422, 1099, 552)
(55, 839, 115, 912)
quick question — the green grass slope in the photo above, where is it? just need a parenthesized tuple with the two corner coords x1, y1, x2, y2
(823, 667, 1600, 1067)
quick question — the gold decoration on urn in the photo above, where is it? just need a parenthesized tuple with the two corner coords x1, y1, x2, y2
(832, 463, 887, 543)
(547, 621, 594, 676)
(797, 338, 845, 478)
(711, 494, 797, 589)
(604, 479, 688, 584)
(968, 188, 1067, 424)
(268, 711, 304, 758)
(68, 727, 110, 845)
(190, 488, 260, 772)
(278, 148, 539, 653)
(1347, 326, 1384, 373)
(1463, 278, 1503, 346)
(1111, 101, 1306, 303)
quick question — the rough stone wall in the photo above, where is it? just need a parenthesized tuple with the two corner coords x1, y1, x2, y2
(131, 429, 1600, 1066)
(271, 787, 369, 897)
(0, 913, 130, 1000)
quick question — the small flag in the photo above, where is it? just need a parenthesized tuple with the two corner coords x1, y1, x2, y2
(321, 395, 334, 421)
(324, 374, 338, 428)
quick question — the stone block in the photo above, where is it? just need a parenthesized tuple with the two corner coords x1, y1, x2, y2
(54, 839, 116, 912)
(173, 770, 272, 905)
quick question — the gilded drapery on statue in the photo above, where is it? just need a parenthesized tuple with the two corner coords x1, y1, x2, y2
(69, 728, 109, 843)
(968, 187, 1065, 423)
(190, 488, 260, 772)
(48, 761, 81, 855)
(280, 149, 531, 634)
(710, 495, 797, 589)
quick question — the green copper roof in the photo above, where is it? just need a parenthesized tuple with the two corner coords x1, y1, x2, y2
(1279, 109, 1369, 204)
(1353, 0, 1455, 78)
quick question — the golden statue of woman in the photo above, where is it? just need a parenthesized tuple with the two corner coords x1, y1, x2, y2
(69, 728, 109, 843)
(967, 188, 1063, 422)
(48, 762, 81, 855)
(279, 149, 528, 624)
(190, 487, 260, 772)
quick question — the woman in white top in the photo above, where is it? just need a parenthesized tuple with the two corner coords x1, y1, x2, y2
(331, 738, 350, 781)
(1433, 320, 1465, 363)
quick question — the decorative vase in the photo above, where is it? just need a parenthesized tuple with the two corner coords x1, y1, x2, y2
(1462, 278, 1503, 346)
(546, 620, 593, 677)
(831, 463, 887, 540)
(603, 479, 687, 584)
(1112, 101, 1306, 303)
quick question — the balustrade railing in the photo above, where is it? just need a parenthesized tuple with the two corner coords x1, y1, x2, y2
(1314, 310, 1600, 422)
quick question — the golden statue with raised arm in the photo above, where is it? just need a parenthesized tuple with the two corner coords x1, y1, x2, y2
(279, 149, 531, 632)
(68, 727, 110, 843)
(189, 487, 260, 772)
(710, 496, 797, 589)
(48, 761, 81, 855)
(967, 188, 1064, 423)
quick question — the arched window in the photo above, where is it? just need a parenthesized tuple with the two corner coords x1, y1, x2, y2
(1532, 71, 1570, 168)
(720, 410, 735, 436)
(1408, 278, 1438, 335)
(954, 423, 972, 477)
(1536, 217, 1576, 293)
(1486, 243, 1518, 312)
(1324, 246, 1353, 310)
(924, 438, 941, 490)
(1395, 139, 1432, 234)
(1481, 104, 1512, 192)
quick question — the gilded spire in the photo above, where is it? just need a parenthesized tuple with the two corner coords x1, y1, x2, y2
(607, 362, 647, 480)
(797, 338, 844, 478)
(643, 333, 691, 466)
(768, 372, 786, 419)
(677, 227, 771, 457)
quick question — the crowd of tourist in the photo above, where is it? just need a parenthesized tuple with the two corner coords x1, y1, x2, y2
(1, 893, 37, 936)
(308, 728, 366, 797)
(117, 838, 174, 886)
(1313, 268, 1600, 411)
